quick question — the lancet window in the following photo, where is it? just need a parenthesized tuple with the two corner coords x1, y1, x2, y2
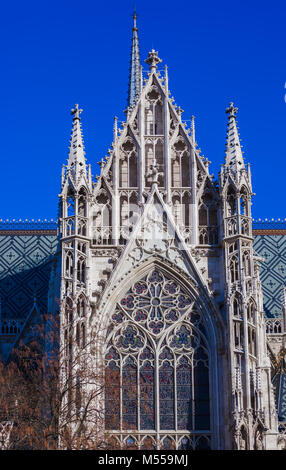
(171, 137, 190, 188)
(239, 186, 249, 217)
(242, 251, 251, 277)
(247, 301, 256, 357)
(226, 187, 236, 216)
(78, 188, 87, 217)
(93, 190, 112, 245)
(120, 138, 138, 188)
(65, 251, 73, 278)
(104, 269, 211, 450)
(230, 255, 239, 283)
(233, 320, 244, 351)
(144, 86, 163, 136)
(67, 192, 75, 217)
(232, 294, 242, 318)
(198, 192, 218, 245)
(77, 257, 86, 285)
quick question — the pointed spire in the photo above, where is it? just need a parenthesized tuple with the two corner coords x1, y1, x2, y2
(225, 102, 245, 174)
(67, 104, 87, 179)
(128, 9, 141, 107)
(191, 115, 196, 144)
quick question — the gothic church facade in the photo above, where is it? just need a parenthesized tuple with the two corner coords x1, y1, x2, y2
(1, 15, 286, 450)
(58, 15, 286, 450)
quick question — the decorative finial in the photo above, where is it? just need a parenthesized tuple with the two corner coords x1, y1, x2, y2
(145, 49, 162, 72)
(71, 104, 83, 121)
(113, 116, 118, 142)
(164, 65, 168, 92)
(226, 102, 238, 119)
(133, 5, 137, 31)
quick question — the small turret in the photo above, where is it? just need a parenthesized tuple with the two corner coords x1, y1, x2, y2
(224, 102, 245, 179)
(66, 104, 87, 181)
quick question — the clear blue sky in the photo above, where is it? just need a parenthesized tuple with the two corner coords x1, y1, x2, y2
(0, 0, 285, 220)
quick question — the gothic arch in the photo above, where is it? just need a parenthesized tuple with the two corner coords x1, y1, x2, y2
(226, 185, 237, 216)
(96, 258, 224, 344)
(94, 258, 224, 449)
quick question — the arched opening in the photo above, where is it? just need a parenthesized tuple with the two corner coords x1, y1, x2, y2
(129, 152, 138, 188)
(240, 186, 249, 216)
(230, 255, 239, 283)
(67, 190, 75, 217)
(198, 192, 218, 245)
(65, 252, 73, 278)
(78, 188, 87, 217)
(104, 268, 212, 449)
(226, 187, 236, 216)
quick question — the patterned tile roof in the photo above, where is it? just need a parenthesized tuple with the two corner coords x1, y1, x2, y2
(0, 231, 59, 321)
(253, 221, 286, 318)
(0, 219, 285, 323)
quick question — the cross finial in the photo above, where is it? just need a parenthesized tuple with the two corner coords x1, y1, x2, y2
(226, 102, 238, 118)
(145, 49, 162, 72)
(71, 104, 83, 120)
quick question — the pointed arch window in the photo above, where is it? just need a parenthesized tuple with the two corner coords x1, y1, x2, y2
(239, 187, 249, 217)
(171, 139, 190, 188)
(67, 192, 75, 217)
(233, 294, 242, 318)
(104, 269, 211, 449)
(242, 251, 251, 277)
(120, 139, 138, 188)
(226, 187, 236, 216)
(247, 301, 256, 324)
(198, 193, 218, 245)
(230, 255, 239, 283)
(77, 257, 86, 284)
(145, 87, 163, 135)
(65, 252, 73, 278)
(78, 188, 87, 217)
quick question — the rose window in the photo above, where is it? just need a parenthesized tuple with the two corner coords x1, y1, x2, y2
(118, 270, 192, 336)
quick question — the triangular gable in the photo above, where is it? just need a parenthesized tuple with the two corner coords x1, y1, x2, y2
(98, 184, 214, 306)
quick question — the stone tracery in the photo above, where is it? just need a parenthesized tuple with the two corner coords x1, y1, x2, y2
(104, 269, 211, 449)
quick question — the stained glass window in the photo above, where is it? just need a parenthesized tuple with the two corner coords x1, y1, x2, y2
(104, 269, 211, 448)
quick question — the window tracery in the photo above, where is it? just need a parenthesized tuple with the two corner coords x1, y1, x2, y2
(171, 137, 190, 188)
(104, 269, 211, 449)
(198, 192, 218, 245)
(230, 255, 239, 283)
(120, 138, 138, 188)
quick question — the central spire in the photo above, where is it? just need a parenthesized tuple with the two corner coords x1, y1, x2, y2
(128, 10, 141, 107)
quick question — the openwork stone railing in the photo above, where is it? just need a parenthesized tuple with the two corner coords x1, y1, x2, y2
(224, 216, 252, 238)
(265, 318, 283, 335)
(0, 319, 23, 335)
(63, 216, 88, 237)
(92, 225, 194, 246)
(92, 226, 113, 245)
(199, 226, 218, 245)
